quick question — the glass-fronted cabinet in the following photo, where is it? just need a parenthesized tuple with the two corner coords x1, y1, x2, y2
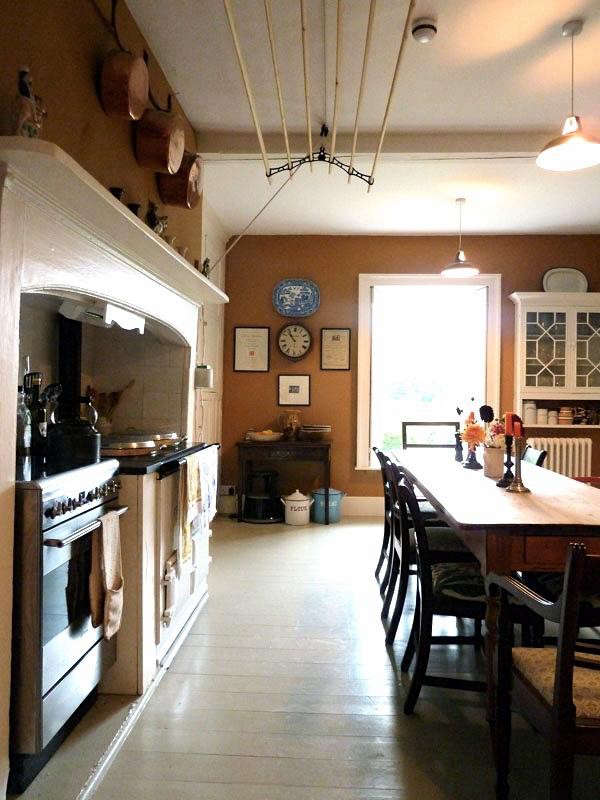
(512, 293, 600, 427)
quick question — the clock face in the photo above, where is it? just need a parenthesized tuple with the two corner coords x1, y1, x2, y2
(277, 323, 312, 360)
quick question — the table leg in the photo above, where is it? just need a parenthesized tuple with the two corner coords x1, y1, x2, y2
(325, 457, 330, 525)
(486, 585, 500, 762)
(237, 453, 245, 522)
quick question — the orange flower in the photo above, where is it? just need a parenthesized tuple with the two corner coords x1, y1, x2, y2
(461, 422, 486, 447)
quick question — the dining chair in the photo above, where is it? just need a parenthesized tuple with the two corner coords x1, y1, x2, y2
(381, 460, 477, 628)
(401, 421, 460, 450)
(373, 447, 393, 589)
(487, 543, 600, 800)
(522, 444, 548, 467)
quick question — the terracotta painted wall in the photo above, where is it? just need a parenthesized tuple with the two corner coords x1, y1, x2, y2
(0, 0, 203, 261)
(222, 235, 600, 496)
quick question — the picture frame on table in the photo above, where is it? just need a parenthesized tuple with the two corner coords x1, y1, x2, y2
(234, 326, 270, 372)
(320, 327, 351, 370)
(278, 374, 311, 406)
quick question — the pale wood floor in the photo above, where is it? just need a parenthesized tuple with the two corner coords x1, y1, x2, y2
(21, 517, 600, 798)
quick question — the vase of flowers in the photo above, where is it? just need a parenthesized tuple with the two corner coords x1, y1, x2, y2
(461, 411, 486, 470)
(482, 418, 505, 479)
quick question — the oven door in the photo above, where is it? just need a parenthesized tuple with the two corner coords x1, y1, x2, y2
(42, 505, 127, 696)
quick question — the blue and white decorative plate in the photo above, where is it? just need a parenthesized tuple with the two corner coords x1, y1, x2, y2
(273, 279, 320, 317)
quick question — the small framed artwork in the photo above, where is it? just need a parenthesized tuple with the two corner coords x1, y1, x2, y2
(278, 374, 311, 406)
(234, 327, 270, 372)
(321, 328, 351, 370)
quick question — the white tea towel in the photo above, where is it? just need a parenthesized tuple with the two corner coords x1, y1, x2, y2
(89, 510, 124, 640)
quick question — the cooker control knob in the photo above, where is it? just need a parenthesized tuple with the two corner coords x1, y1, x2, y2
(45, 505, 57, 519)
(61, 501, 68, 514)
(87, 491, 94, 502)
(94, 487, 100, 499)
(99, 485, 107, 497)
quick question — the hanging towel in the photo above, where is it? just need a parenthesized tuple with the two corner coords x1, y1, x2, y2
(89, 510, 124, 640)
(177, 452, 203, 574)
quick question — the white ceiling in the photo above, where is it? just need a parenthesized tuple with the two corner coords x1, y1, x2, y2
(127, 0, 600, 235)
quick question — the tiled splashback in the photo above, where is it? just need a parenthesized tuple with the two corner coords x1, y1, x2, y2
(81, 324, 189, 434)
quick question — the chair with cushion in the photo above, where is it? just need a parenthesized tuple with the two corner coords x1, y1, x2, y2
(392, 477, 488, 713)
(522, 444, 548, 467)
(487, 544, 600, 800)
(381, 460, 477, 627)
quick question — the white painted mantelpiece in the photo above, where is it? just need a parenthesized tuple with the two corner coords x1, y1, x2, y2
(0, 137, 228, 797)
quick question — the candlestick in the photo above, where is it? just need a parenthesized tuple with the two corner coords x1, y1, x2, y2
(496, 434, 514, 488)
(506, 436, 531, 493)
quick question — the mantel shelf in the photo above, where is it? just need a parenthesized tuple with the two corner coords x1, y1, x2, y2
(0, 137, 228, 307)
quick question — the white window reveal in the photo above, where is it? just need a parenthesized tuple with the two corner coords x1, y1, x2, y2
(356, 274, 501, 469)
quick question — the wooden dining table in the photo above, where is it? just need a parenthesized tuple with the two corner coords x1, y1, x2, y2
(391, 449, 600, 737)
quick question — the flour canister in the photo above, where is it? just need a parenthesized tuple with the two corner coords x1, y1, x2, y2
(281, 489, 313, 525)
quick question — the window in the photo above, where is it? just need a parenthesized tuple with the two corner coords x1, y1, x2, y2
(356, 274, 501, 468)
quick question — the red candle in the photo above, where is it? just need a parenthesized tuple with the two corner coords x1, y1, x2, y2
(505, 413, 514, 435)
(514, 420, 523, 437)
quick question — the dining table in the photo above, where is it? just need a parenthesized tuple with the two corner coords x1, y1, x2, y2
(391, 448, 600, 744)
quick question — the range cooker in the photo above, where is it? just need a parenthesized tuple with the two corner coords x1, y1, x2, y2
(10, 459, 126, 792)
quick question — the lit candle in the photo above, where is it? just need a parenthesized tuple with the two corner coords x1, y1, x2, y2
(505, 413, 514, 435)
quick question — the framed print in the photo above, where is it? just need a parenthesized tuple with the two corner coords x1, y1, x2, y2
(234, 327, 270, 372)
(321, 328, 351, 370)
(278, 374, 310, 406)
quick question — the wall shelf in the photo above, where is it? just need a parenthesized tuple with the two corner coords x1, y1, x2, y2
(0, 137, 228, 308)
(526, 424, 600, 429)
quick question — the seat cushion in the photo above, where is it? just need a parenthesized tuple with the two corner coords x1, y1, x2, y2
(425, 527, 471, 554)
(431, 562, 486, 602)
(513, 647, 600, 719)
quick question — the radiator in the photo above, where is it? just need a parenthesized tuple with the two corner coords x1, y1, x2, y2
(526, 437, 592, 478)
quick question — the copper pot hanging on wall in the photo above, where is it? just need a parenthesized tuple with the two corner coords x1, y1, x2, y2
(100, 50, 149, 120)
(157, 151, 202, 208)
(135, 109, 185, 174)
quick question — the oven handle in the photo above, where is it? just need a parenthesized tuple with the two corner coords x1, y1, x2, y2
(43, 505, 128, 548)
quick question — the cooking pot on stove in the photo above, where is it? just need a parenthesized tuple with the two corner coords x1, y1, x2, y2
(46, 395, 101, 472)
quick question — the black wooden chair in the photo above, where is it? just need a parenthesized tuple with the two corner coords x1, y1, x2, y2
(373, 447, 393, 591)
(392, 477, 488, 713)
(381, 460, 477, 627)
(487, 544, 600, 800)
(522, 444, 548, 467)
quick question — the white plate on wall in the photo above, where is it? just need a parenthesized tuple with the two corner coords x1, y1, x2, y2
(543, 268, 588, 293)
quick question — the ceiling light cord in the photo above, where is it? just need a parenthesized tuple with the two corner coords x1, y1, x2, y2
(570, 31, 574, 117)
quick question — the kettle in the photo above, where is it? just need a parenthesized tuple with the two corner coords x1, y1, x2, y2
(280, 489, 313, 526)
(46, 395, 101, 472)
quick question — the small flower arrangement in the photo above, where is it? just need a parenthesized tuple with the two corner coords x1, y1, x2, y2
(485, 418, 506, 449)
(461, 411, 486, 449)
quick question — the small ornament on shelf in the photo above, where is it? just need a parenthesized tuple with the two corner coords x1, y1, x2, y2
(12, 68, 46, 138)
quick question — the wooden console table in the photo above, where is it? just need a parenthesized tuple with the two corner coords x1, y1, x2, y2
(236, 440, 332, 524)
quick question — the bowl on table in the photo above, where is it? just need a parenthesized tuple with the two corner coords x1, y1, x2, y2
(246, 430, 284, 442)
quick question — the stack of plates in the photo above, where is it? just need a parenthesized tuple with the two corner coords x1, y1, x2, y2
(298, 424, 332, 441)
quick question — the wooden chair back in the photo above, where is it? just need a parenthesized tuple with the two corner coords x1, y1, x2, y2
(392, 475, 433, 594)
(401, 421, 459, 450)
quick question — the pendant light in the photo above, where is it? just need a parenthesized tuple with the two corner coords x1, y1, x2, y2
(537, 19, 600, 172)
(441, 198, 479, 278)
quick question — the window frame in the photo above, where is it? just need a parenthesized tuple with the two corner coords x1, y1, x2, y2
(356, 273, 502, 469)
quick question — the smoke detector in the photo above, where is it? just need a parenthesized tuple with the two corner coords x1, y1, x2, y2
(412, 18, 437, 44)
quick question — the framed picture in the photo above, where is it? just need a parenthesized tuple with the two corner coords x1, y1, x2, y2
(320, 328, 351, 370)
(278, 374, 310, 406)
(234, 327, 270, 372)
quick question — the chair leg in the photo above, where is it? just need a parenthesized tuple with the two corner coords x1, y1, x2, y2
(381, 547, 399, 619)
(379, 531, 394, 597)
(385, 556, 410, 646)
(549, 735, 574, 800)
(375, 518, 390, 580)
(403, 602, 432, 715)
(401, 588, 421, 672)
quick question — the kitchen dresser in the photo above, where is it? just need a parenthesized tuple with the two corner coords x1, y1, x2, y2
(511, 292, 600, 425)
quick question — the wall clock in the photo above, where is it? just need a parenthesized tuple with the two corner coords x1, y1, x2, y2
(272, 278, 320, 317)
(277, 323, 312, 360)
